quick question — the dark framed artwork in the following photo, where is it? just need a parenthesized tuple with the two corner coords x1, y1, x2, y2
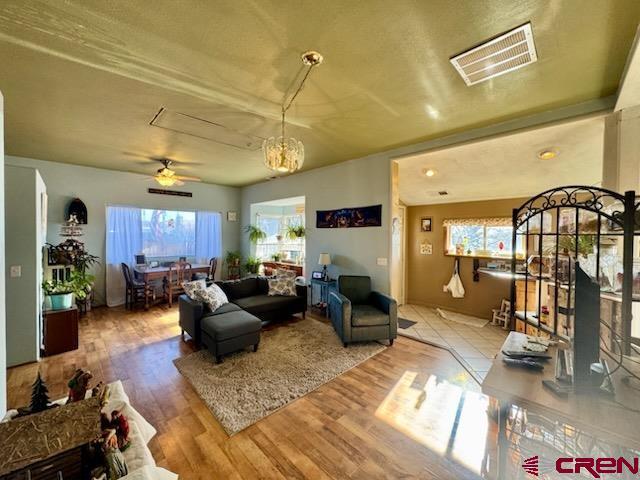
(420, 217, 432, 232)
(311, 271, 324, 279)
(316, 204, 382, 228)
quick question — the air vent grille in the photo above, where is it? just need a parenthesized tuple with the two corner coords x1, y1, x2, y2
(450, 23, 537, 86)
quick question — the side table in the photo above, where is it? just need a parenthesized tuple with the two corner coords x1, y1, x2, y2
(310, 278, 336, 317)
(43, 306, 79, 356)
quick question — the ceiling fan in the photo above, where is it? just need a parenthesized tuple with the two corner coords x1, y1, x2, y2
(148, 157, 201, 187)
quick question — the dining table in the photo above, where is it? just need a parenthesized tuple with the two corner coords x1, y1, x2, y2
(133, 263, 210, 309)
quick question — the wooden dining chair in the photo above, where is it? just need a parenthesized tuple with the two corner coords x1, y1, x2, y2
(121, 263, 154, 310)
(164, 262, 192, 307)
(207, 257, 218, 284)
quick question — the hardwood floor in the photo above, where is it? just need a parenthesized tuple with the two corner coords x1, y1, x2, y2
(7, 306, 497, 479)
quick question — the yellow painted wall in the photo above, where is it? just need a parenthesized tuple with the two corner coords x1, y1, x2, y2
(406, 197, 527, 319)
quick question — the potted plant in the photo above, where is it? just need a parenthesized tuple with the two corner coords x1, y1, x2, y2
(225, 250, 242, 267)
(70, 249, 99, 312)
(244, 256, 261, 275)
(42, 279, 75, 310)
(245, 225, 267, 244)
(271, 252, 282, 262)
(286, 225, 305, 240)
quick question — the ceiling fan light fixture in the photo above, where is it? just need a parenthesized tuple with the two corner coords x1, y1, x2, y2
(155, 174, 177, 187)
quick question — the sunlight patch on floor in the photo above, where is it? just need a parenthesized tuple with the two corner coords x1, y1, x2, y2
(375, 371, 489, 475)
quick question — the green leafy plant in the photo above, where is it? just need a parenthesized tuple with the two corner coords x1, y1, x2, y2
(545, 235, 596, 258)
(225, 250, 242, 266)
(245, 225, 267, 244)
(271, 253, 282, 262)
(42, 279, 74, 295)
(244, 256, 261, 274)
(69, 270, 95, 300)
(286, 225, 305, 240)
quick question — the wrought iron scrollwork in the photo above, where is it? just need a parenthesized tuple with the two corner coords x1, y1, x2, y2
(514, 185, 626, 229)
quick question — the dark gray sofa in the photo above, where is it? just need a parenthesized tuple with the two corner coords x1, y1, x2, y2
(179, 276, 307, 350)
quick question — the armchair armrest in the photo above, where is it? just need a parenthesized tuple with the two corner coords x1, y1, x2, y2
(328, 291, 352, 344)
(370, 291, 398, 338)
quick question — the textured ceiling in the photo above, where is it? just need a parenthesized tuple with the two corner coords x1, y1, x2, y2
(398, 115, 605, 205)
(0, 1, 638, 186)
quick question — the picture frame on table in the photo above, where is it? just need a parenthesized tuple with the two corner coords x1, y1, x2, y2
(420, 217, 432, 232)
(311, 271, 324, 280)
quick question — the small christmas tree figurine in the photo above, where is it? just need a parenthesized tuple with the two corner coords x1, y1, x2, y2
(30, 371, 51, 413)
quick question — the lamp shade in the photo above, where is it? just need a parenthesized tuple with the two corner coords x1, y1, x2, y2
(318, 253, 331, 266)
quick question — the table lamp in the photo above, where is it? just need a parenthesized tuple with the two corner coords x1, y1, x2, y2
(318, 253, 331, 280)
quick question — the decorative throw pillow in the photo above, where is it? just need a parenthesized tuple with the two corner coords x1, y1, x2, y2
(182, 279, 206, 301)
(199, 283, 229, 311)
(276, 268, 297, 279)
(268, 275, 297, 296)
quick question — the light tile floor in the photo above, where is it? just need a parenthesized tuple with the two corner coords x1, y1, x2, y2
(398, 304, 509, 381)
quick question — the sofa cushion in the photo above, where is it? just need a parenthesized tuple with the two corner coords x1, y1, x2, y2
(205, 302, 242, 316)
(201, 310, 261, 342)
(182, 279, 207, 301)
(233, 294, 300, 315)
(199, 283, 228, 311)
(216, 277, 258, 300)
(256, 276, 270, 295)
(338, 276, 372, 305)
(267, 275, 296, 296)
(351, 304, 390, 327)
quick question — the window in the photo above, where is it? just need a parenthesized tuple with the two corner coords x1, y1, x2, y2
(444, 218, 522, 258)
(255, 212, 305, 261)
(141, 209, 195, 257)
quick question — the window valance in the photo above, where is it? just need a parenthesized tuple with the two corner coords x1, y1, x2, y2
(443, 217, 512, 227)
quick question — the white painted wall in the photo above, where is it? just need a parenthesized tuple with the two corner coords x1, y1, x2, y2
(5, 166, 45, 366)
(5, 156, 242, 305)
(0, 92, 6, 415)
(241, 154, 392, 293)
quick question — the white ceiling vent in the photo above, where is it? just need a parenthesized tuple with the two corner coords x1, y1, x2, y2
(450, 23, 537, 86)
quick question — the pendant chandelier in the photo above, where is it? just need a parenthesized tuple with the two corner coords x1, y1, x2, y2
(263, 51, 323, 173)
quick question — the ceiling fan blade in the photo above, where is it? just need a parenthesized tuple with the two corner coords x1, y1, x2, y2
(175, 175, 202, 182)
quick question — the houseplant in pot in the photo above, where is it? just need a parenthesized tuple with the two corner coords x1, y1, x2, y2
(225, 251, 242, 267)
(42, 279, 75, 310)
(245, 225, 267, 244)
(244, 256, 261, 275)
(70, 249, 99, 312)
(286, 225, 305, 240)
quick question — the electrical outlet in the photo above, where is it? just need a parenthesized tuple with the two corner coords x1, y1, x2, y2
(376, 257, 388, 266)
(10, 265, 21, 278)
(443, 285, 449, 292)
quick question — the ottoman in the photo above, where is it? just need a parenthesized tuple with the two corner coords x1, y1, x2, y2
(200, 309, 262, 363)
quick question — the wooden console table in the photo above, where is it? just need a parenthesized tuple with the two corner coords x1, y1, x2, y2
(482, 332, 640, 479)
(262, 261, 303, 277)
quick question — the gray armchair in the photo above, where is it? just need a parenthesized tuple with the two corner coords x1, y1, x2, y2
(328, 275, 397, 347)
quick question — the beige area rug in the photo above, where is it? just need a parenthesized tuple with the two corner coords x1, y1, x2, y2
(173, 318, 386, 435)
(436, 308, 489, 328)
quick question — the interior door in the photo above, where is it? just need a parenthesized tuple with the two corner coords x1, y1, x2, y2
(391, 205, 406, 305)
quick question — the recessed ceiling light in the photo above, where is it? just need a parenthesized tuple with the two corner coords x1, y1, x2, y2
(538, 149, 558, 160)
(424, 168, 436, 177)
